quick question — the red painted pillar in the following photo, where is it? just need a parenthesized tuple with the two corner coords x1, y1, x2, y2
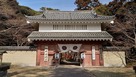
(36, 49, 40, 66)
(95, 52, 100, 66)
(36, 45, 41, 66)
(84, 51, 92, 67)
(48, 51, 55, 66)
(91, 47, 101, 66)
(36, 44, 49, 66)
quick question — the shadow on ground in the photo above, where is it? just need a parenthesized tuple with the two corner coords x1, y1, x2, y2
(49, 67, 95, 77)
(8, 66, 51, 77)
(85, 69, 136, 77)
(8, 65, 136, 77)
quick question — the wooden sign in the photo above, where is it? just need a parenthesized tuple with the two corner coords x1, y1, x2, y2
(44, 46, 48, 61)
(92, 46, 96, 60)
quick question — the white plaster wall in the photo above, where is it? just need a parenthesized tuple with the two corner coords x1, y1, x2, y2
(103, 51, 126, 67)
(39, 23, 53, 31)
(87, 23, 101, 31)
(39, 23, 101, 32)
(3, 51, 36, 66)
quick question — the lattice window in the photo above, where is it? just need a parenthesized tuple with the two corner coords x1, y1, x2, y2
(53, 25, 87, 30)
(53, 25, 58, 30)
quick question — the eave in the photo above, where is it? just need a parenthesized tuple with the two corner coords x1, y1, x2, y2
(26, 19, 114, 24)
(27, 31, 113, 42)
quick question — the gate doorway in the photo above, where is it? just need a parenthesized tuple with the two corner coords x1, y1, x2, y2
(59, 51, 80, 66)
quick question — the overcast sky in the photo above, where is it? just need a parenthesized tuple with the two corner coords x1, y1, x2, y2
(17, 0, 112, 11)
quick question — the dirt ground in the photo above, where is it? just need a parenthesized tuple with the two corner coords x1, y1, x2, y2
(7, 65, 136, 77)
(8, 65, 52, 77)
(85, 67, 136, 77)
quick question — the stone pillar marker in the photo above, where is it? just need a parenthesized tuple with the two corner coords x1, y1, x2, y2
(0, 54, 2, 65)
(0, 50, 11, 77)
(0, 50, 6, 65)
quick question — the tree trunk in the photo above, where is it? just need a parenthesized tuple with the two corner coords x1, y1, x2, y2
(134, 34, 136, 48)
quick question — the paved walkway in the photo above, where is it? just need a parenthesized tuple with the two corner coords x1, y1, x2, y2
(49, 66, 95, 77)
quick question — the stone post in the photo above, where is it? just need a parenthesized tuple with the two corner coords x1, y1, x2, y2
(0, 50, 10, 77)
(0, 54, 2, 65)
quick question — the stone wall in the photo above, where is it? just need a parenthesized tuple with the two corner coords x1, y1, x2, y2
(3, 51, 36, 66)
(103, 51, 126, 67)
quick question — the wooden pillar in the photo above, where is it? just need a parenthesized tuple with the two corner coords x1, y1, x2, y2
(36, 44, 45, 66)
(91, 45, 101, 66)
(84, 51, 92, 67)
(95, 53, 100, 66)
(36, 44, 49, 66)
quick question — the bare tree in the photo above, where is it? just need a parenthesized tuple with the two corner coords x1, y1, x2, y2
(106, 6, 136, 61)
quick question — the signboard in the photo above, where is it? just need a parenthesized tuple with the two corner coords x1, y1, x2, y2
(44, 46, 48, 61)
(92, 46, 95, 60)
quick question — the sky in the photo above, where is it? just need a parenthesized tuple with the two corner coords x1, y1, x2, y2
(17, 0, 112, 11)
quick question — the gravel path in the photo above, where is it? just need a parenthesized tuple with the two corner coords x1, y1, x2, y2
(49, 66, 95, 77)
(8, 65, 135, 77)
(8, 65, 95, 77)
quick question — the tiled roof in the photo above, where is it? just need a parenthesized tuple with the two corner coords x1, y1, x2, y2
(103, 46, 128, 51)
(28, 31, 113, 41)
(0, 50, 6, 54)
(0, 46, 36, 51)
(26, 10, 114, 20)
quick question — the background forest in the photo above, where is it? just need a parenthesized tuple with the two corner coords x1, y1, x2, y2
(0, 0, 135, 63)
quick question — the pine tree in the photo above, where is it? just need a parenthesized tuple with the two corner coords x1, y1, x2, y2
(75, 0, 100, 10)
